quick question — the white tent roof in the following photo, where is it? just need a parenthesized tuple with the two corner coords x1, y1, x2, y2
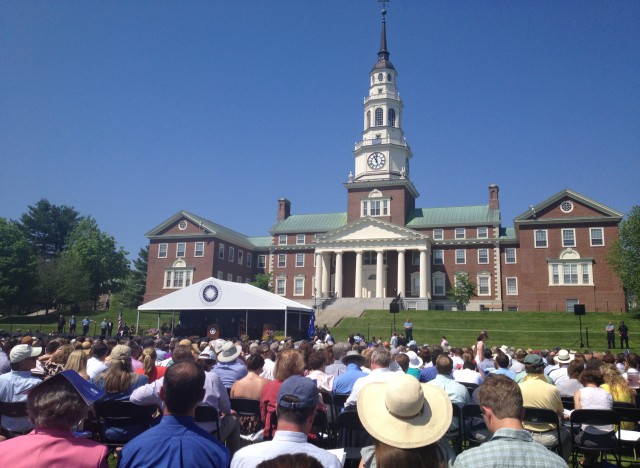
(138, 277, 312, 313)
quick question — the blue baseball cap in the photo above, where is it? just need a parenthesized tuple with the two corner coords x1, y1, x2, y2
(277, 375, 318, 409)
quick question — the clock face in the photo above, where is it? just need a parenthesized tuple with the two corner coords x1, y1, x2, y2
(367, 152, 386, 170)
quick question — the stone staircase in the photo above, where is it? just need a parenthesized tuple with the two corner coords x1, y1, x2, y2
(314, 298, 389, 328)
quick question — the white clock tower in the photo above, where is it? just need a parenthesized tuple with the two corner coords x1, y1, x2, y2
(346, 8, 419, 226)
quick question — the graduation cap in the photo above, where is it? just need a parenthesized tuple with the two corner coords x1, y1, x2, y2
(20, 370, 104, 405)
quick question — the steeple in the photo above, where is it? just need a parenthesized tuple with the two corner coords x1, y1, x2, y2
(373, 8, 395, 72)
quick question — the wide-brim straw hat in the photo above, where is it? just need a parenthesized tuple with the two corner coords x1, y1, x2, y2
(357, 373, 452, 449)
(217, 341, 242, 363)
(555, 349, 572, 363)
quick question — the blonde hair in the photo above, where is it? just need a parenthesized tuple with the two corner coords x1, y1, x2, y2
(273, 349, 305, 382)
(141, 347, 157, 377)
(602, 364, 635, 401)
(50, 345, 74, 365)
(64, 350, 88, 377)
(96, 346, 137, 393)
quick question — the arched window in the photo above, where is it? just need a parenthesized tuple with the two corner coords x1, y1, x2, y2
(366, 111, 371, 129)
(388, 109, 396, 127)
(375, 108, 383, 126)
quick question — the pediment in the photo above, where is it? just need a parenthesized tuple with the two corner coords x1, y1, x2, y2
(514, 189, 623, 223)
(318, 217, 427, 244)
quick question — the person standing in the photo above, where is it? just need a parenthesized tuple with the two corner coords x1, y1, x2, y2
(475, 331, 489, 365)
(69, 315, 77, 335)
(81, 317, 92, 336)
(404, 318, 414, 342)
(57, 315, 65, 335)
(618, 321, 629, 349)
(107, 320, 114, 337)
(606, 321, 616, 349)
(100, 319, 107, 336)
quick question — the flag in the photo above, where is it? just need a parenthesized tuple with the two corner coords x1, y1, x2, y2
(307, 312, 315, 340)
(117, 308, 123, 335)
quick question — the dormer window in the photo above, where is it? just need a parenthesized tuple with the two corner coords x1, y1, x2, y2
(361, 190, 390, 217)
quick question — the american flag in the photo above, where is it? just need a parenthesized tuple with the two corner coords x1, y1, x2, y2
(117, 308, 123, 335)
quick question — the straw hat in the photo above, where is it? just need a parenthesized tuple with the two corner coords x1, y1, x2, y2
(357, 373, 452, 449)
(555, 349, 572, 364)
(342, 350, 365, 366)
(217, 341, 242, 363)
(405, 351, 423, 369)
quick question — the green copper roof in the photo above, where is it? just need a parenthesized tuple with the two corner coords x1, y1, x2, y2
(270, 212, 348, 234)
(247, 236, 272, 248)
(406, 205, 500, 228)
(499, 227, 517, 240)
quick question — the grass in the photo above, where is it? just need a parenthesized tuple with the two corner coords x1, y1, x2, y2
(332, 310, 636, 353)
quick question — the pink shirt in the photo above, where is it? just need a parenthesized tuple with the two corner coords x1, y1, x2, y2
(0, 427, 108, 467)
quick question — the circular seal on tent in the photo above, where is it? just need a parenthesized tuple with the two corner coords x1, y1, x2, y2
(199, 281, 221, 306)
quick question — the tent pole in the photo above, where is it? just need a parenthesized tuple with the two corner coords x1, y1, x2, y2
(157, 312, 160, 332)
(245, 310, 248, 338)
(136, 310, 140, 335)
(171, 310, 175, 335)
(284, 308, 288, 338)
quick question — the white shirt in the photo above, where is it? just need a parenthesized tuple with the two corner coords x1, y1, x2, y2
(345, 367, 395, 407)
(453, 368, 483, 386)
(86, 357, 108, 380)
(231, 430, 341, 468)
(260, 358, 275, 380)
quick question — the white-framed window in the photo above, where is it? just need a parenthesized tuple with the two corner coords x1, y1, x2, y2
(217, 271, 224, 280)
(277, 254, 286, 268)
(455, 249, 466, 264)
(388, 108, 396, 127)
(477, 227, 488, 239)
(505, 248, 517, 264)
(296, 234, 305, 245)
(375, 108, 383, 126)
(237, 275, 242, 283)
(295, 253, 304, 267)
(477, 275, 491, 296)
(246, 253, 252, 267)
(549, 259, 593, 286)
(561, 201, 574, 213)
(176, 243, 186, 258)
(257, 255, 266, 269)
(228, 246, 235, 262)
(158, 243, 168, 258)
(478, 249, 489, 264)
(361, 190, 390, 217)
(238, 250, 243, 265)
(276, 277, 286, 295)
(218, 243, 225, 259)
(278, 235, 287, 245)
(455, 228, 466, 239)
(194, 242, 204, 257)
(164, 263, 193, 290)
(590, 228, 604, 246)
(432, 272, 446, 296)
(535, 229, 548, 248)
(506, 277, 518, 295)
(227, 273, 233, 282)
(178, 220, 188, 230)
(432, 229, 443, 240)
(562, 229, 576, 247)
(552, 264, 560, 285)
(433, 250, 444, 265)
(294, 277, 304, 296)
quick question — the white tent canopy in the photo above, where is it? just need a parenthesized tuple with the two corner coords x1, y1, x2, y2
(137, 277, 313, 338)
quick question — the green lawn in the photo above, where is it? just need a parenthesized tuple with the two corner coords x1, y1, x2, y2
(332, 310, 637, 353)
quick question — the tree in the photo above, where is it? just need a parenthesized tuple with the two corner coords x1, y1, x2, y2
(19, 198, 82, 258)
(608, 205, 640, 306)
(447, 273, 476, 311)
(112, 246, 148, 308)
(59, 217, 130, 309)
(251, 272, 273, 292)
(0, 218, 38, 313)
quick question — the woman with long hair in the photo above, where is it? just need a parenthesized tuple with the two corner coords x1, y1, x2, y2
(44, 344, 74, 377)
(64, 349, 90, 380)
(134, 346, 166, 383)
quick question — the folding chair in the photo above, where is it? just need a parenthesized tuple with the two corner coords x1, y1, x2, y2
(335, 408, 372, 468)
(194, 404, 220, 440)
(92, 401, 156, 454)
(612, 406, 640, 460)
(523, 407, 564, 458)
(447, 403, 464, 454)
(462, 404, 489, 449)
(570, 409, 621, 468)
(0, 401, 30, 438)
(230, 397, 262, 443)
(461, 382, 479, 400)
(561, 396, 575, 411)
(311, 408, 331, 449)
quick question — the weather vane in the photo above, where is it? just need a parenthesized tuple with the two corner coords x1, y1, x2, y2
(377, 0, 389, 16)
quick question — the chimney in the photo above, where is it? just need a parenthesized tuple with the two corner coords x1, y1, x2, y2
(277, 198, 291, 221)
(488, 184, 499, 210)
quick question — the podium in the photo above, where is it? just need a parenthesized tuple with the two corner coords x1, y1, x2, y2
(207, 324, 221, 340)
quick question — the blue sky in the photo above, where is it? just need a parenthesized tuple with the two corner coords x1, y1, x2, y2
(2, 1, 639, 260)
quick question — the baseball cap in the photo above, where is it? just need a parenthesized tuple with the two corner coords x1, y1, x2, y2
(277, 375, 318, 409)
(524, 353, 544, 366)
(10, 344, 42, 363)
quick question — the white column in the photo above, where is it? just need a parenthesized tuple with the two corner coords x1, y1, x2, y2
(419, 249, 428, 298)
(354, 251, 363, 298)
(321, 252, 330, 297)
(315, 252, 322, 297)
(376, 250, 384, 298)
(335, 251, 343, 298)
(397, 249, 405, 297)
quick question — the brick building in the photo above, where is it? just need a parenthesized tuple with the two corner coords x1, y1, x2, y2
(143, 12, 625, 313)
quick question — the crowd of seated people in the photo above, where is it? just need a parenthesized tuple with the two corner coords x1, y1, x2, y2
(0, 328, 639, 467)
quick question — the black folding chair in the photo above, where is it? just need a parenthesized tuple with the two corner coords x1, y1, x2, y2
(335, 408, 372, 468)
(462, 404, 489, 449)
(461, 382, 479, 399)
(194, 404, 220, 440)
(447, 403, 464, 454)
(561, 396, 575, 411)
(92, 401, 156, 453)
(612, 405, 640, 460)
(0, 401, 30, 438)
(523, 406, 564, 458)
(570, 409, 621, 468)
